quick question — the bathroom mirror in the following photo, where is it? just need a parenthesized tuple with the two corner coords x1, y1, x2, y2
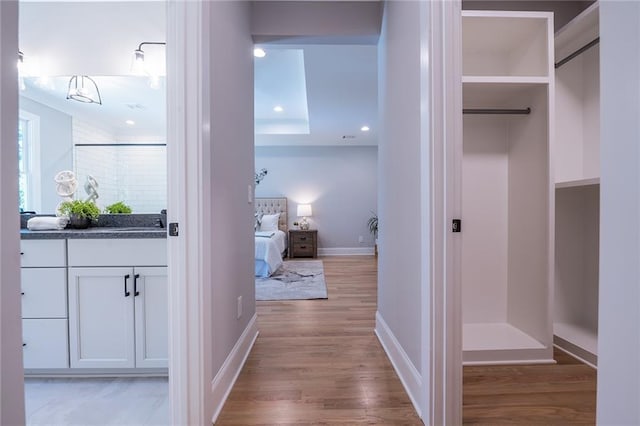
(19, 76, 166, 214)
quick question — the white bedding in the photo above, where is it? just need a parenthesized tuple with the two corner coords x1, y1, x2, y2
(255, 229, 286, 277)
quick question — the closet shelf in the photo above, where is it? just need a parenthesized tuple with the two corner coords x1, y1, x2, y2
(463, 76, 549, 85)
(554, 322, 598, 356)
(555, 2, 599, 61)
(555, 177, 600, 189)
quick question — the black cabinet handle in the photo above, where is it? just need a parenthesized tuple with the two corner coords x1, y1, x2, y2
(22, 343, 26, 347)
(300, 245, 307, 249)
(21, 292, 24, 296)
(299, 237, 307, 241)
(124, 274, 131, 297)
(134, 274, 140, 296)
(20, 252, 24, 255)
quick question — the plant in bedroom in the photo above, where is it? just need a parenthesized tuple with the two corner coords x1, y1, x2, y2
(255, 168, 268, 185)
(58, 199, 100, 229)
(367, 212, 378, 256)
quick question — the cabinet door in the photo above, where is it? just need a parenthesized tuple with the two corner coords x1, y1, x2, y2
(21, 268, 67, 318)
(134, 267, 168, 368)
(23, 319, 69, 369)
(68, 267, 135, 368)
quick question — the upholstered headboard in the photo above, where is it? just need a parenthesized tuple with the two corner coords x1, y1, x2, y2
(255, 197, 288, 233)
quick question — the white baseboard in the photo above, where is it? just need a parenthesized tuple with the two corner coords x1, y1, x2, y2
(375, 311, 422, 419)
(210, 314, 259, 423)
(318, 247, 375, 256)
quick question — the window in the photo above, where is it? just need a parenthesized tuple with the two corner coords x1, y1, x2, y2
(18, 111, 40, 213)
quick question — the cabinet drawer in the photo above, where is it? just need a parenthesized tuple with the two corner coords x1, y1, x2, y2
(20, 240, 66, 267)
(292, 233, 315, 244)
(23, 318, 69, 369)
(68, 239, 167, 267)
(292, 244, 315, 257)
(21, 268, 67, 318)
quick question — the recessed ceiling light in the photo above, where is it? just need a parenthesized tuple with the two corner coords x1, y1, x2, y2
(125, 120, 135, 126)
(253, 48, 266, 58)
(360, 125, 370, 132)
(273, 105, 284, 113)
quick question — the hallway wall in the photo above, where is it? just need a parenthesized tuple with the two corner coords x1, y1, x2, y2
(376, 0, 425, 406)
(0, 1, 26, 424)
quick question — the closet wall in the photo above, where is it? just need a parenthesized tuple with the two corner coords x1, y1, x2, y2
(553, 2, 600, 367)
(461, 11, 555, 365)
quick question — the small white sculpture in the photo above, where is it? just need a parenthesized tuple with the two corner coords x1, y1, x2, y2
(84, 175, 99, 203)
(54, 170, 77, 216)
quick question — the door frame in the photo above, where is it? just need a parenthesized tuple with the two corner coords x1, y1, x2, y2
(420, 0, 463, 423)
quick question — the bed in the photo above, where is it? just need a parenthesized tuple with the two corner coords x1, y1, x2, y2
(255, 197, 288, 277)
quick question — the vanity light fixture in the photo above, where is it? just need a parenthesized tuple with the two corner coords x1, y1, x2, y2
(66, 75, 102, 105)
(360, 125, 370, 132)
(134, 41, 166, 64)
(254, 48, 266, 58)
(17, 51, 25, 91)
(132, 41, 167, 78)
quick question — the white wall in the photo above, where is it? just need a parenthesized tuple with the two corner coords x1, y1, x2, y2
(207, 0, 256, 406)
(597, 1, 640, 424)
(377, 0, 424, 381)
(20, 97, 73, 213)
(0, 1, 26, 424)
(255, 145, 377, 251)
(251, 1, 382, 43)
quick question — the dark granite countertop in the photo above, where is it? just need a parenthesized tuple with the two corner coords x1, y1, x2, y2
(20, 227, 167, 239)
(20, 213, 167, 239)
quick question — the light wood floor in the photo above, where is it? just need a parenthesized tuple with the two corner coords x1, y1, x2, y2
(464, 349, 597, 424)
(216, 256, 423, 425)
(217, 255, 597, 425)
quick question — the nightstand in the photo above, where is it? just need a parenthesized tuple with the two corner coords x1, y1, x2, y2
(289, 229, 318, 258)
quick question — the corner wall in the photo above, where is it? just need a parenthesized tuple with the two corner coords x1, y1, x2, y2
(597, 2, 640, 424)
(376, 0, 425, 411)
(0, 1, 26, 424)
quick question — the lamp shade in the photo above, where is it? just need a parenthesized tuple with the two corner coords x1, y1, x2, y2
(297, 204, 312, 217)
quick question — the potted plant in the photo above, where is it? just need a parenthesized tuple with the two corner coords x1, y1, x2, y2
(59, 200, 100, 229)
(367, 212, 378, 256)
(104, 201, 132, 214)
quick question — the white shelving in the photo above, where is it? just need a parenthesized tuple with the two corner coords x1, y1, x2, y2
(461, 11, 554, 365)
(553, 2, 600, 367)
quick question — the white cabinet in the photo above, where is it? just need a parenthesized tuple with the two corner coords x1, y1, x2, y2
(461, 11, 555, 365)
(68, 267, 136, 368)
(67, 239, 168, 370)
(553, 2, 600, 367)
(20, 240, 69, 369)
(134, 267, 169, 368)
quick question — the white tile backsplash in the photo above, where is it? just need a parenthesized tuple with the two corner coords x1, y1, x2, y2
(73, 119, 166, 213)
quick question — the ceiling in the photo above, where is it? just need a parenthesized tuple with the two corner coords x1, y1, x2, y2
(18, 2, 378, 146)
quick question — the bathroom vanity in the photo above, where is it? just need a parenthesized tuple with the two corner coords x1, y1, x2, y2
(20, 226, 168, 375)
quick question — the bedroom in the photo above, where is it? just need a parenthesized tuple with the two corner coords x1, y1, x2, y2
(252, 43, 378, 281)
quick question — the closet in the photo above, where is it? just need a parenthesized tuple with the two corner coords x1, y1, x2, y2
(461, 11, 555, 365)
(553, 2, 600, 367)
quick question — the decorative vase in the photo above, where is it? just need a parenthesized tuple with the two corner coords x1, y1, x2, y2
(68, 214, 90, 229)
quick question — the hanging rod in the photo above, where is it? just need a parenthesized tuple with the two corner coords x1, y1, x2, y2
(555, 37, 600, 69)
(463, 108, 531, 115)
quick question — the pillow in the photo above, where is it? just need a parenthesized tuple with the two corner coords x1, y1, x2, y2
(254, 212, 263, 231)
(259, 213, 280, 232)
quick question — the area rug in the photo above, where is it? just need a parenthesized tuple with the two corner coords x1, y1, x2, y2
(256, 260, 327, 301)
